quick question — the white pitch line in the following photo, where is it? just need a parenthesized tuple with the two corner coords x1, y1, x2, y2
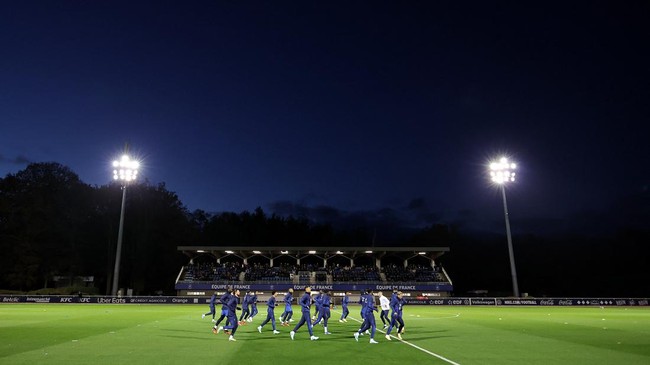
(333, 310, 461, 365)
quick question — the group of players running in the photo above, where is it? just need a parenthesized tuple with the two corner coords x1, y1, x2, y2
(202, 286, 406, 343)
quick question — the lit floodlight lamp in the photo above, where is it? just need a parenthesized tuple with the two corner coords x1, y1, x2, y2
(309, 250, 316, 254)
(253, 250, 261, 254)
(196, 250, 205, 253)
(487, 156, 520, 297)
(281, 250, 289, 254)
(489, 157, 516, 185)
(110, 152, 141, 297)
(365, 250, 373, 253)
(112, 155, 140, 182)
(225, 250, 234, 254)
(418, 252, 426, 255)
(336, 251, 343, 254)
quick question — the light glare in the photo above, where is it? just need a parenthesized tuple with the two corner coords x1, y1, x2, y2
(489, 157, 517, 185)
(112, 154, 140, 183)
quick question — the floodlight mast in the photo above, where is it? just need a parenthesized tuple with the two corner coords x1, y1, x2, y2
(111, 155, 139, 296)
(489, 157, 520, 298)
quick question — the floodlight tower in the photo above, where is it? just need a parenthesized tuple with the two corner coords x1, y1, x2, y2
(489, 157, 520, 297)
(111, 154, 139, 296)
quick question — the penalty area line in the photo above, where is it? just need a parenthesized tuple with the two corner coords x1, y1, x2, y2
(332, 310, 461, 365)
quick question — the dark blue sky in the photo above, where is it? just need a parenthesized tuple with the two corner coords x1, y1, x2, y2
(1, 1, 648, 232)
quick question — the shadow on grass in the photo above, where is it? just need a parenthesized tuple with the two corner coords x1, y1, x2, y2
(399, 335, 455, 341)
(160, 328, 210, 335)
(159, 335, 214, 341)
(394, 329, 448, 336)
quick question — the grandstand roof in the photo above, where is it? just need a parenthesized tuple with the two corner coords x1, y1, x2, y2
(177, 245, 450, 259)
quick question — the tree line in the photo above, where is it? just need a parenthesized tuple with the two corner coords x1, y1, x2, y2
(1, 162, 647, 297)
(0, 162, 452, 295)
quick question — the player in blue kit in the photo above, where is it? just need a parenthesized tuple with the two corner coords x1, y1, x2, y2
(280, 288, 294, 326)
(289, 287, 319, 341)
(202, 291, 218, 321)
(312, 290, 322, 320)
(212, 288, 232, 331)
(385, 291, 406, 340)
(248, 291, 258, 322)
(357, 289, 370, 336)
(239, 291, 251, 324)
(339, 292, 350, 322)
(216, 289, 241, 342)
(354, 289, 378, 343)
(257, 291, 280, 334)
(358, 289, 367, 319)
(312, 290, 332, 334)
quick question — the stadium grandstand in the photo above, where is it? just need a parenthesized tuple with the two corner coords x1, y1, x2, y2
(176, 246, 453, 302)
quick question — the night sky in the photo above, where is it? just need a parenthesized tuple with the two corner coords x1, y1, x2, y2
(1, 2, 648, 233)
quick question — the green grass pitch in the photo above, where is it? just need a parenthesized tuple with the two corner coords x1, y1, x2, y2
(1, 304, 649, 364)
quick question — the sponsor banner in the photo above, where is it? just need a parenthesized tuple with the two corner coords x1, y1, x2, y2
(0, 295, 196, 304)
(175, 282, 455, 292)
(499, 299, 541, 306)
(2, 296, 24, 303)
(371, 298, 650, 306)
(26, 296, 53, 303)
(407, 299, 471, 305)
(1, 295, 648, 306)
(470, 298, 497, 306)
